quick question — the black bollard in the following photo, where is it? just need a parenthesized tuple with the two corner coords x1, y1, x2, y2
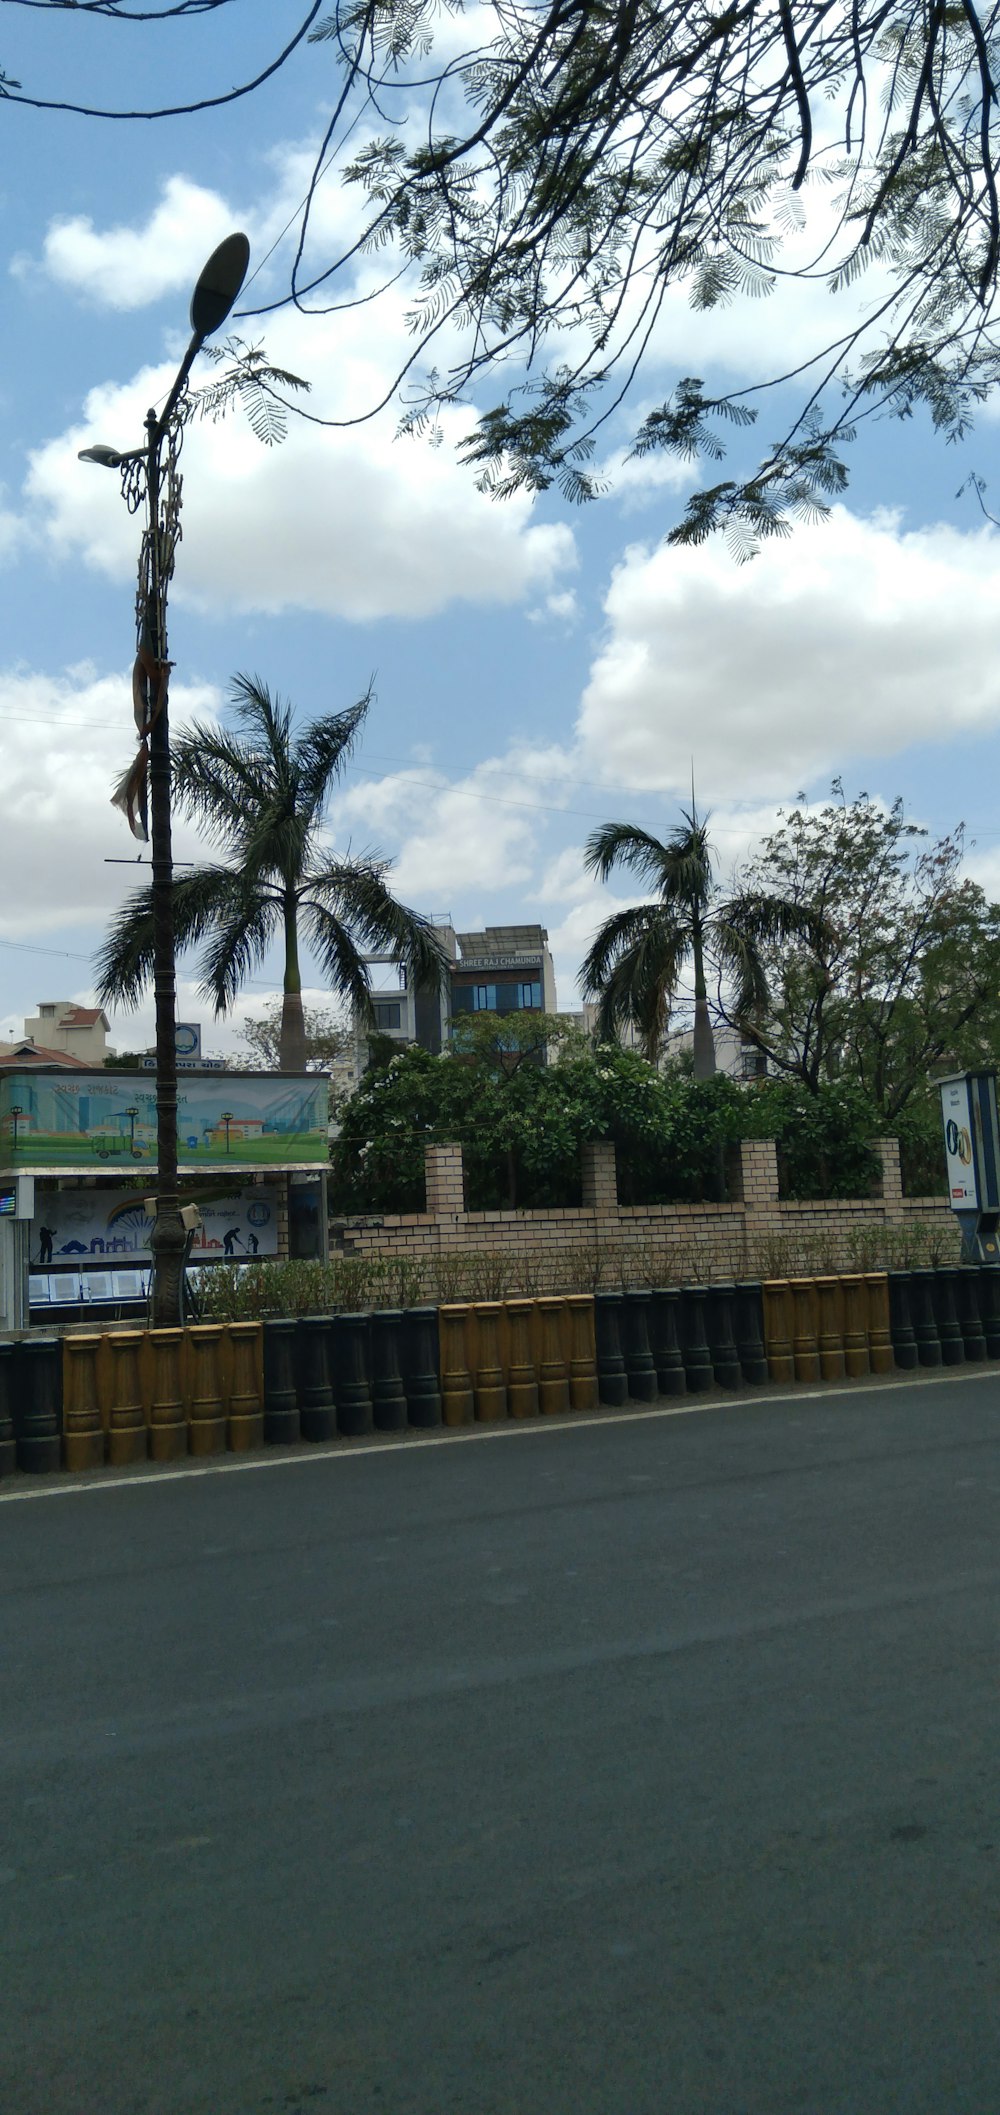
(733, 1282, 768, 1385)
(706, 1283, 742, 1388)
(402, 1307, 443, 1428)
(371, 1309, 407, 1431)
(333, 1313, 374, 1436)
(593, 1292, 628, 1406)
(649, 1289, 686, 1398)
(887, 1272, 918, 1371)
(621, 1289, 658, 1402)
(295, 1315, 337, 1441)
(932, 1267, 965, 1367)
(909, 1270, 942, 1368)
(0, 1340, 16, 1477)
(979, 1265, 1000, 1359)
(679, 1287, 714, 1393)
(263, 1318, 300, 1444)
(956, 1268, 987, 1363)
(15, 1335, 62, 1474)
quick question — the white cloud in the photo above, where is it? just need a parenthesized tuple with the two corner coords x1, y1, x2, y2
(336, 743, 570, 903)
(0, 663, 221, 940)
(18, 178, 238, 310)
(23, 301, 576, 623)
(576, 507, 1000, 800)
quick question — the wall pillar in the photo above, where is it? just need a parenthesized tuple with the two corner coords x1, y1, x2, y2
(738, 1138, 780, 1215)
(580, 1140, 618, 1215)
(425, 1142, 466, 1218)
(872, 1136, 904, 1209)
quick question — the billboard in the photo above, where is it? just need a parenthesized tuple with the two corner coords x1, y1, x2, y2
(940, 1074, 978, 1208)
(0, 1070, 328, 1174)
(30, 1186, 279, 1267)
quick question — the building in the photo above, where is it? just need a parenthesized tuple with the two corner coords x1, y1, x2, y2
(355, 922, 558, 1072)
(0, 1039, 92, 1071)
(23, 1002, 110, 1066)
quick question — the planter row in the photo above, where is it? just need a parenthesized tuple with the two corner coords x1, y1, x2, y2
(885, 1264, 1000, 1369)
(3, 1269, 994, 1477)
(761, 1275, 893, 1384)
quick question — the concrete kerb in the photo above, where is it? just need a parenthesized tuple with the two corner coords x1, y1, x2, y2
(2, 1360, 997, 1505)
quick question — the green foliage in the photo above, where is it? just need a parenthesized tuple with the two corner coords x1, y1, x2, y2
(331, 1039, 747, 1211)
(740, 1078, 882, 1200)
(736, 786, 1000, 1120)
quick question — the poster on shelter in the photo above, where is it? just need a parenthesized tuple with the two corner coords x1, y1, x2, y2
(0, 1071, 328, 1173)
(30, 1187, 280, 1267)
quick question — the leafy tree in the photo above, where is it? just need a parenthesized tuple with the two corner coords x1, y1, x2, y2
(13, 7, 1000, 541)
(237, 1000, 351, 1074)
(733, 786, 1000, 1120)
(331, 1039, 749, 1212)
(581, 807, 815, 1077)
(95, 673, 444, 1072)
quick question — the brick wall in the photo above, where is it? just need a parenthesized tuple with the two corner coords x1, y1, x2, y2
(328, 1137, 956, 1287)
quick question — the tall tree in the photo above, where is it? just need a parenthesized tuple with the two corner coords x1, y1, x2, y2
(581, 807, 812, 1077)
(732, 787, 1000, 1118)
(96, 673, 444, 1071)
(12, 7, 1000, 540)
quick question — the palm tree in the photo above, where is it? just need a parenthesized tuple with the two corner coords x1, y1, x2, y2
(581, 806, 814, 1077)
(96, 673, 444, 1070)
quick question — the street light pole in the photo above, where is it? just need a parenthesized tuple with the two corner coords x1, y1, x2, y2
(80, 233, 250, 1327)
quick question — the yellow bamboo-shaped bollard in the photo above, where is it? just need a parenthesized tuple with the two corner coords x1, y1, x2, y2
(815, 1277, 846, 1382)
(62, 1334, 105, 1472)
(840, 1275, 871, 1378)
(504, 1300, 539, 1417)
(225, 1322, 264, 1450)
(762, 1281, 794, 1383)
(107, 1330, 147, 1467)
(438, 1305, 474, 1426)
(186, 1324, 227, 1455)
(147, 1328, 186, 1461)
(471, 1302, 507, 1422)
(565, 1294, 599, 1411)
(864, 1273, 893, 1375)
(789, 1279, 821, 1383)
(535, 1296, 570, 1415)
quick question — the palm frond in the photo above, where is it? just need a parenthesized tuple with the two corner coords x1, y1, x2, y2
(94, 866, 251, 1012)
(94, 885, 156, 1013)
(196, 886, 281, 1017)
(294, 693, 371, 826)
(301, 903, 376, 1023)
(305, 859, 448, 989)
(171, 722, 266, 845)
(583, 823, 672, 890)
(580, 902, 683, 996)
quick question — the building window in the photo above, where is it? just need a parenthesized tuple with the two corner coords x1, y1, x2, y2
(374, 1000, 402, 1030)
(740, 1043, 767, 1079)
(453, 978, 542, 1015)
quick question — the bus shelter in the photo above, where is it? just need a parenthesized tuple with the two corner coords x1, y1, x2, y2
(0, 1067, 329, 1329)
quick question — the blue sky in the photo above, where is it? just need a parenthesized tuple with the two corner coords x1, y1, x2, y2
(3, 2, 1000, 1055)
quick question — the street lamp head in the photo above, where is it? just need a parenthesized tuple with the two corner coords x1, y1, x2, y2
(189, 232, 251, 343)
(78, 444, 124, 470)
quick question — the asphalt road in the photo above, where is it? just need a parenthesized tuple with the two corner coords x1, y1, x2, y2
(3, 1374, 1000, 2115)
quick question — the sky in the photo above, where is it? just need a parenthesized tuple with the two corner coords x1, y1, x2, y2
(2, 2, 1000, 1058)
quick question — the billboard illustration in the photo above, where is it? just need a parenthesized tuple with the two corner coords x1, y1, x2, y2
(0, 1070, 328, 1173)
(30, 1187, 279, 1267)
